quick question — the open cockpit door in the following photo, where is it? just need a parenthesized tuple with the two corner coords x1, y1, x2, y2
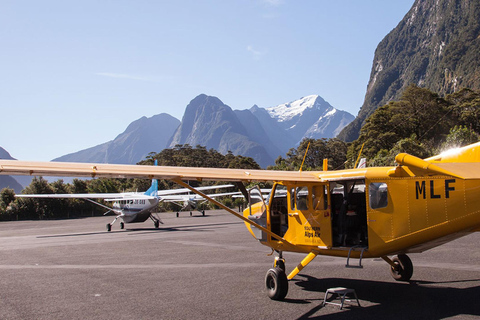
(330, 179, 368, 248)
(246, 186, 268, 242)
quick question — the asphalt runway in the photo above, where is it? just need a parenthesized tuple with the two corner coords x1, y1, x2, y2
(0, 210, 479, 319)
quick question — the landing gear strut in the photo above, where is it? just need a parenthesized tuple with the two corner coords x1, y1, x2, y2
(150, 214, 162, 229)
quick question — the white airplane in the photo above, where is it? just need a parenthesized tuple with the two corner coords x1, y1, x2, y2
(163, 190, 241, 217)
(16, 179, 235, 231)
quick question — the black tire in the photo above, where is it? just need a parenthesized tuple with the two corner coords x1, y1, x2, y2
(154, 221, 160, 229)
(120, 222, 124, 230)
(202, 210, 205, 216)
(390, 254, 413, 281)
(106, 223, 111, 232)
(190, 212, 192, 216)
(176, 212, 179, 217)
(265, 267, 288, 300)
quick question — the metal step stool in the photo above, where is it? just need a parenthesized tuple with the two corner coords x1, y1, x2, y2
(323, 287, 361, 309)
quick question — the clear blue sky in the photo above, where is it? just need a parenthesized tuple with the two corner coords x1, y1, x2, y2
(1, 0, 415, 161)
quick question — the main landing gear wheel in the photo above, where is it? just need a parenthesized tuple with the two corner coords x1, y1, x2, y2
(390, 254, 413, 281)
(190, 211, 192, 216)
(265, 267, 288, 300)
(154, 220, 160, 229)
(202, 210, 205, 216)
(106, 223, 112, 232)
(120, 222, 124, 230)
(176, 212, 179, 217)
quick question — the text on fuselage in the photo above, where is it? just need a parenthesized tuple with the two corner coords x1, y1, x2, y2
(415, 179, 456, 199)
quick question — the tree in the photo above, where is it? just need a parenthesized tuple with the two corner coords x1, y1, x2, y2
(348, 85, 454, 166)
(441, 125, 480, 150)
(268, 138, 348, 171)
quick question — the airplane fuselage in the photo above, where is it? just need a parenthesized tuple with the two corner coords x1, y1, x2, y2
(112, 198, 159, 223)
(244, 167, 480, 260)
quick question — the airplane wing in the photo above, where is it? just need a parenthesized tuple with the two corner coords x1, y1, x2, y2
(15, 192, 155, 201)
(161, 191, 240, 202)
(0, 160, 321, 183)
(156, 184, 234, 196)
(15, 193, 126, 199)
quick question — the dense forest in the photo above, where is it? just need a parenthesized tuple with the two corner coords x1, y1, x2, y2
(1, 85, 480, 220)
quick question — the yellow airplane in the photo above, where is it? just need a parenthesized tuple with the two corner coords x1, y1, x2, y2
(1, 142, 480, 300)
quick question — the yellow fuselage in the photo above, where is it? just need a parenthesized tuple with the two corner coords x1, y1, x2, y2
(244, 166, 480, 259)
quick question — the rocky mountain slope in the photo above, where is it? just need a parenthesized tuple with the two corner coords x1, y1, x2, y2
(339, 0, 480, 141)
(54, 113, 180, 164)
(167, 94, 275, 167)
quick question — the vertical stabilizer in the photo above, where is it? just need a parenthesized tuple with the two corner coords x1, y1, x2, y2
(144, 160, 158, 197)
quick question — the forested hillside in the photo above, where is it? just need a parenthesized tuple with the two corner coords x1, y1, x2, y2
(348, 85, 480, 166)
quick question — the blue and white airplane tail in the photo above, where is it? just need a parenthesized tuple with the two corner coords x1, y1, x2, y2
(144, 179, 158, 197)
(144, 160, 158, 197)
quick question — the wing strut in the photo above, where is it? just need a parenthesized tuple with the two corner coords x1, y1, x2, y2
(172, 179, 291, 244)
(235, 181, 249, 199)
(287, 251, 319, 280)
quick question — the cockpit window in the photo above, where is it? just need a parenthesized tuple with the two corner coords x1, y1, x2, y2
(296, 186, 309, 210)
(369, 182, 388, 209)
(312, 185, 327, 210)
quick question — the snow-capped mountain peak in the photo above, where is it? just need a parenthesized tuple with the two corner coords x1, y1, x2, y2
(266, 95, 329, 122)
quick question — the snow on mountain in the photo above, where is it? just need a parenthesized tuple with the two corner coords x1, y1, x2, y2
(264, 95, 354, 143)
(266, 95, 325, 123)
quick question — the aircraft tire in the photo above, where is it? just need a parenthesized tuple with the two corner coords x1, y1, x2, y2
(120, 222, 124, 229)
(176, 212, 179, 217)
(106, 224, 111, 232)
(190, 212, 192, 216)
(202, 210, 205, 216)
(390, 254, 413, 281)
(154, 221, 160, 229)
(265, 267, 288, 300)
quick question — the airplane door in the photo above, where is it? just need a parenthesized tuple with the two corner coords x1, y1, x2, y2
(246, 186, 268, 242)
(284, 184, 332, 248)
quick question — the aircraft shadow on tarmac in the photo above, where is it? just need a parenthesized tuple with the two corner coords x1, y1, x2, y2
(36, 221, 243, 238)
(291, 275, 480, 319)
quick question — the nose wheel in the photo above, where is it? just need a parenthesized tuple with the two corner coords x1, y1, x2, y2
(265, 267, 288, 300)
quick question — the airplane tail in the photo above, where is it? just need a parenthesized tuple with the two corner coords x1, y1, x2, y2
(144, 160, 158, 197)
(144, 179, 158, 197)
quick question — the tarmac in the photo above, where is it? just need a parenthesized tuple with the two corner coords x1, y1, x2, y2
(0, 209, 479, 319)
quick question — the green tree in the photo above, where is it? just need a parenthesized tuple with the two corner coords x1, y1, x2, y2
(348, 85, 454, 166)
(441, 125, 480, 150)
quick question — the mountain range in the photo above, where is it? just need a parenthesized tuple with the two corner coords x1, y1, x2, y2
(54, 94, 353, 168)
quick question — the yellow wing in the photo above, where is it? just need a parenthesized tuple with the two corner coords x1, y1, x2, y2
(0, 160, 321, 183)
